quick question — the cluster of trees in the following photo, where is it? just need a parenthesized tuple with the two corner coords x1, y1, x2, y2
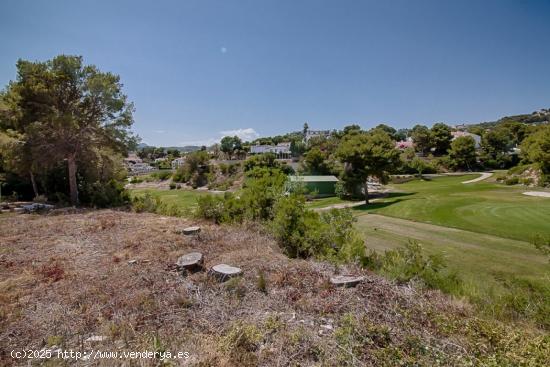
(138, 146, 181, 160)
(0, 55, 136, 206)
(409, 123, 453, 155)
(220, 135, 245, 159)
(172, 150, 211, 188)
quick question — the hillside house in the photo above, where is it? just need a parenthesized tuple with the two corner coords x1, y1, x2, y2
(304, 129, 331, 142)
(171, 157, 186, 169)
(250, 142, 291, 158)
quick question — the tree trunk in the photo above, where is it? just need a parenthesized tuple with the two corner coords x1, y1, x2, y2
(67, 154, 79, 206)
(29, 171, 39, 198)
(364, 181, 369, 205)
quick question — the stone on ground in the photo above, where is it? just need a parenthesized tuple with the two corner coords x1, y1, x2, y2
(182, 226, 201, 235)
(330, 275, 364, 287)
(176, 252, 204, 272)
(210, 264, 242, 282)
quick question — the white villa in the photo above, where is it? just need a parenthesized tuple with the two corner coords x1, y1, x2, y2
(304, 129, 331, 142)
(171, 157, 186, 169)
(250, 142, 292, 158)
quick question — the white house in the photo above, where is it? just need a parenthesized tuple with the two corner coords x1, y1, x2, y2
(304, 130, 331, 142)
(171, 157, 186, 169)
(250, 142, 291, 158)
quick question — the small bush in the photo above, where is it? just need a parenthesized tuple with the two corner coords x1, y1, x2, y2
(257, 271, 268, 294)
(271, 195, 366, 261)
(504, 176, 519, 185)
(368, 241, 463, 294)
(169, 182, 176, 190)
(219, 322, 262, 365)
(132, 193, 159, 213)
(195, 194, 232, 224)
(83, 180, 130, 208)
(129, 176, 143, 184)
(150, 170, 172, 180)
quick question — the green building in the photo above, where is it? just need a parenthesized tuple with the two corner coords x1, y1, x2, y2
(288, 175, 339, 197)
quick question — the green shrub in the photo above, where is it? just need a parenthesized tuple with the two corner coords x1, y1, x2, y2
(320, 209, 366, 262)
(520, 177, 533, 185)
(172, 166, 192, 183)
(508, 164, 530, 175)
(271, 196, 365, 261)
(334, 180, 346, 199)
(169, 182, 176, 190)
(368, 241, 463, 294)
(195, 194, 232, 224)
(132, 193, 159, 213)
(83, 180, 130, 208)
(151, 170, 172, 180)
(270, 194, 325, 258)
(129, 176, 143, 184)
(504, 176, 519, 185)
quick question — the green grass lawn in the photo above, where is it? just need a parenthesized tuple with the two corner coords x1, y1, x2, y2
(354, 175, 550, 241)
(130, 188, 211, 212)
(356, 213, 548, 293)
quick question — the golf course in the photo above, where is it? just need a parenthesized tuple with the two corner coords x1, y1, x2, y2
(355, 174, 550, 241)
(350, 174, 549, 325)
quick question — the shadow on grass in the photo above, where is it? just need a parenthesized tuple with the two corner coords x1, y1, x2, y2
(352, 192, 415, 211)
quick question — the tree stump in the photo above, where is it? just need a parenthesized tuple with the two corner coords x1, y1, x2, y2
(176, 252, 204, 273)
(209, 264, 242, 282)
(182, 226, 201, 235)
(330, 275, 364, 288)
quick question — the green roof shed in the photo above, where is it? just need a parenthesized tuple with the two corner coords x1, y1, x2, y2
(288, 175, 339, 197)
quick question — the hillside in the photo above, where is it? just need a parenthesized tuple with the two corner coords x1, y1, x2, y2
(0, 210, 548, 366)
(467, 108, 550, 129)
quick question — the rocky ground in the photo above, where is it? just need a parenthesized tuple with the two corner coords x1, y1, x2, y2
(0, 210, 548, 366)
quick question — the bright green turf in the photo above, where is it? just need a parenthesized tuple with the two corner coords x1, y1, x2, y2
(130, 188, 211, 210)
(353, 175, 550, 241)
(354, 213, 548, 298)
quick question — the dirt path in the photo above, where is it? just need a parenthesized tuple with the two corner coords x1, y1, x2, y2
(461, 172, 493, 184)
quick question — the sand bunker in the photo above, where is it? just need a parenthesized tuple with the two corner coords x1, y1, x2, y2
(523, 191, 550, 198)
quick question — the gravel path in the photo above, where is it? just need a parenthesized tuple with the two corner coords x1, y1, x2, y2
(461, 172, 493, 184)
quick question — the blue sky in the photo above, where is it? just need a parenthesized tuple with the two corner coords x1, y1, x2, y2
(1, 0, 549, 146)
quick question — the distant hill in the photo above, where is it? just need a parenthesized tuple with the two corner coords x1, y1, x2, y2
(467, 108, 550, 129)
(136, 143, 201, 153)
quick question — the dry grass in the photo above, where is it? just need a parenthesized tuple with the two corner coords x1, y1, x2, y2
(0, 210, 547, 366)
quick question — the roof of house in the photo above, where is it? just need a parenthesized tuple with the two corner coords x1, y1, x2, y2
(289, 175, 339, 182)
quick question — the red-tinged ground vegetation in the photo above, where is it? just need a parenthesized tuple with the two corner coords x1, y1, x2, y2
(0, 210, 548, 366)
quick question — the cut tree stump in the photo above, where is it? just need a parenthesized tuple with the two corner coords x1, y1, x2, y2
(209, 264, 242, 282)
(176, 252, 204, 272)
(182, 226, 201, 235)
(330, 275, 364, 288)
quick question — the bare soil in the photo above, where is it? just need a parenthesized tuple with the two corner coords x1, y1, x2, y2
(0, 210, 546, 366)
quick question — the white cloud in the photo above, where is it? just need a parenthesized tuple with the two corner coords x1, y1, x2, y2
(178, 128, 260, 147)
(220, 128, 259, 142)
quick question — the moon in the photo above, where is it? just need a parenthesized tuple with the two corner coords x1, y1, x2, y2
(220, 47, 227, 54)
